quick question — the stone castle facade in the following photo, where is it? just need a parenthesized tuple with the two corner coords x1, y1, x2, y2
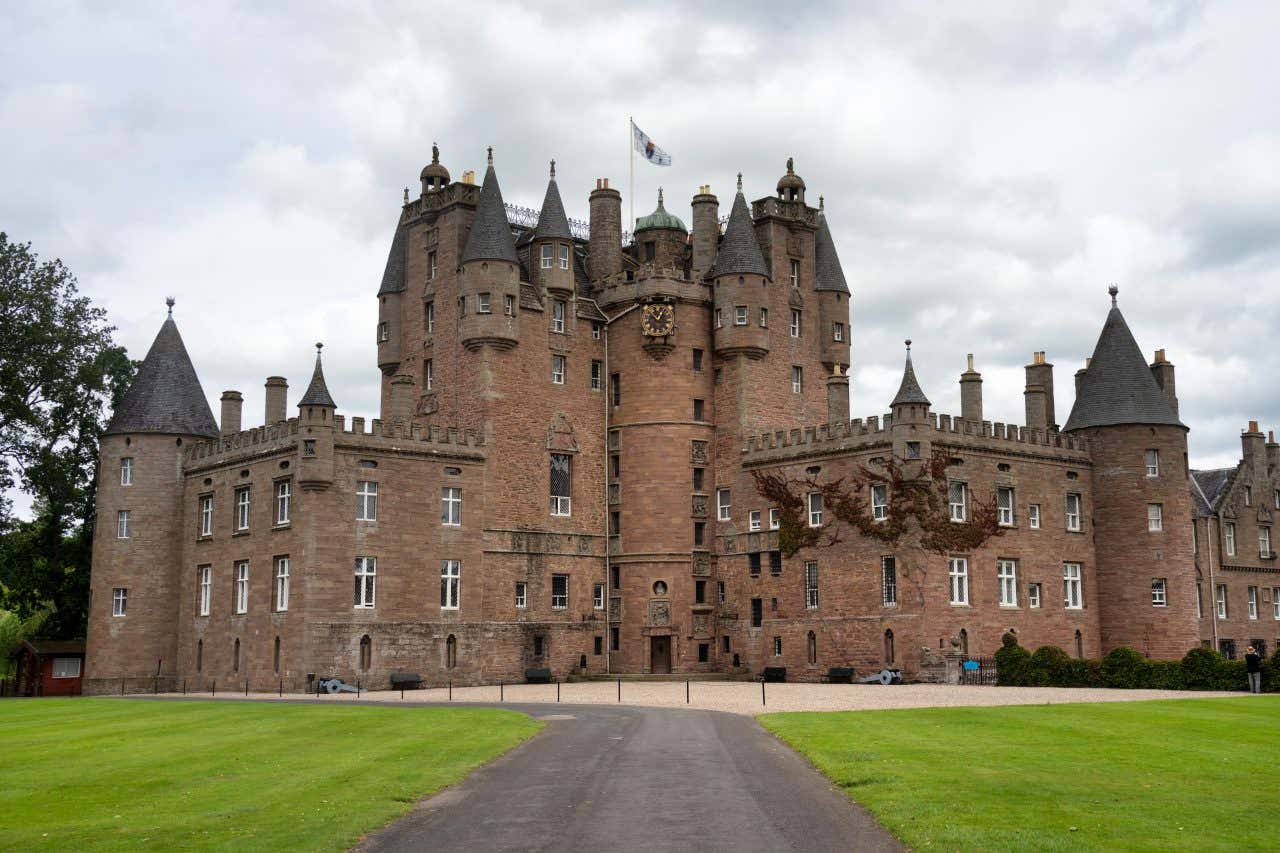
(84, 147, 1275, 693)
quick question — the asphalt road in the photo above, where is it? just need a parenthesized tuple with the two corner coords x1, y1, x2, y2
(357, 702, 901, 853)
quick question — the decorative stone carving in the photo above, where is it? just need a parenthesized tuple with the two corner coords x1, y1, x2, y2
(691, 551, 710, 576)
(692, 613, 711, 637)
(547, 413, 579, 452)
(608, 482, 620, 504)
(690, 440, 709, 465)
(608, 596, 622, 622)
(723, 536, 737, 554)
(649, 600, 671, 627)
(691, 494, 708, 518)
(578, 535, 592, 554)
(416, 394, 438, 415)
(511, 532, 525, 551)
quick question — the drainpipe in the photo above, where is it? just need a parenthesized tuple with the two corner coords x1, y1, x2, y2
(1192, 474, 1220, 650)
(583, 296, 642, 676)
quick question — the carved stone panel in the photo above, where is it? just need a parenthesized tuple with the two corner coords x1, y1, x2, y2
(578, 535, 592, 554)
(649, 600, 671, 627)
(608, 482, 620, 504)
(723, 536, 737, 554)
(692, 613, 712, 637)
(609, 596, 622, 622)
(691, 494, 708, 518)
(691, 551, 711, 576)
(691, 440, 709, 465)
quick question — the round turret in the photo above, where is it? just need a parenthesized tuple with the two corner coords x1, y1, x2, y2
(633, 188, 688, 270)
(776, 157, 805, 202)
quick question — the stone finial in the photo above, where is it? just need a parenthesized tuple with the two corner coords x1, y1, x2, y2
(403, 186, 409, 203)
(550, 159, 556, 178)
(165, 296, 175, 315)
(316, 342, 323, 354)
(736, 172, 743, 191)
(657, 187, 664, 207)
(819, 195, 824, 211)
(1108, 283, 1119, 306)
(487, 146, 493, 166)
(905, 339, 912, 352)
(786, 156, 794, 174)
(431, 141, 440, 163)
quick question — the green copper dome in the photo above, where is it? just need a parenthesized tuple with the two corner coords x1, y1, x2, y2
(635, 189, 687, 232)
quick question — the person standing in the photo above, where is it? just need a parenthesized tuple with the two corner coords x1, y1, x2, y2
(1244, 646, 1262, 694)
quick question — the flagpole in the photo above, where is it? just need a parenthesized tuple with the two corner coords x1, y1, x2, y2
(628, 115, 634, 242)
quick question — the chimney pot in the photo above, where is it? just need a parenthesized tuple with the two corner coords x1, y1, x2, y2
(220, 390, 243, 435)
(265, 377, 288, 425)
(1249, 420, 1260, 434)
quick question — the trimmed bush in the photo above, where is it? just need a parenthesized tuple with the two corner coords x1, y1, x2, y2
(991, 638, 1263, 692)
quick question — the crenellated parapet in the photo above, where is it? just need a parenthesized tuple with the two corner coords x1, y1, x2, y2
(741, 411, 1090, 467)
(596, 268, 708, 311)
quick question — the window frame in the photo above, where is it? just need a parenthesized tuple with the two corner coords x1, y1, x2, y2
(551, 299, 566, 333)
(881, 556, 897, 606)
(949, 482, 967, 523)
(1028, 582, 1042, 609)
(1151, 577, 1167, 607)
(997, 487, 1014, 527)
(235, 486, 251, 532)
(717, 488, 731, 521)
(1028, 503, 1041, 530)
(550, 453, 572, 517)
(734, 305, 748, 326)
(551, 574, 569, 610)
(198, 566, 211, 617)
(948, 557, 969, 606)
(593, 583, 605, 610)
(424, 357, 433, 391)
(424, 300, 435, 334)
(117, 510, 131, 539)
(120, 457, 133, 486)
(354, 556, 376, 609)
(791, 365, 803, 394)
(515, 581, 527, 609)
(1065, 492, 1082, 532)
(356, 480, 379, 522)
(1247, 586, 1258, 620)
(1260, 527, 1272, 558)
(440, 559, 460, 610)
(789, 309, 801, 338)
(1147, 503, 1163, 532)
(551, 354, 566, 385)
(808, 492, 823, 527)
(590, 360, 602, 391)
(275, 479, 291, 526)
(51, 657, 81, 679)
(275, 556, 290, 612)
(749, 510, 761, 531)
(1216, 583, 1228, 618)
(558, 243, 570, 270)
(540, 243, 554, 269)
(769, 508, 780, 530)
(833, 322, 844, 342)
(871, 484, 888, 521)
(998, 559, 1018, 607)
(112, 587, 127, 617)
(234, 560, 249, 614)
(804, 561, 819, 609)
(199, 494, 213, 537)
(1145, 449, 1159, 478)
(441, 486, 462, 526)
(1063, 563, 1083, 610)
(1225, 522, 1237, 556)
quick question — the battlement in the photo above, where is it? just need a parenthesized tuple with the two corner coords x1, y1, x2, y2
(741, 411, 1089, 465)
(184, 415, 485, 471)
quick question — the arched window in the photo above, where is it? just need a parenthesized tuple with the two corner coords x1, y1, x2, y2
(233, 638, 240, 672)
(1074, 629, 1083, 659)
(273, 636, 281, 673)
(806, 631, 817, 664)
(196, 639, 203, 672)
(884, 629, 895, 664)
(359, 635, 371, 671)
(959, 628, 969, 656)
(446, 634, 457, 669)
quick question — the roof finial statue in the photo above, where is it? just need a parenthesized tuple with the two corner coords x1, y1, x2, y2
(819, 195, 825, 211)
(786, 156, 795, 174)
(165, 296, 175, 315)
(549, 159, 556, 179)
(487, 146, 493, 166)
(657, 186, 664, 208)
(403, 186, 409, 204)
(905, 338, 912, 353)
(431, 141, 440, 164)
(736, 172, 743, 192)
(315, 342, 324, 356)
(1108, 283, 1119, 307)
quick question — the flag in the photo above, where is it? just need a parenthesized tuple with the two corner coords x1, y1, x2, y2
(632, 120, 672, 166)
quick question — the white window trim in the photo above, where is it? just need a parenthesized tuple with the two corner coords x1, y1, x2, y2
(440, 560, 460, 610)
(355, 556, 376, 609)
(1028, 504, 1041, 530)
(275, 557, 290, 612)
(791, 366, 803, 394)
(1145, 449, 1159, 478)
(275, 480, 291, 525)
(871, 485, 888, 521)
(442, 487, 462, 526)
(1216, 584, 1228, 619)
(559, 244, 570, 270)
(804, 562, 819, 609)
(593, 583, 605, 610)
(550, 453, 572, 517)
(200, 495, 213, 537)
(881, 557, 897, 606)
(749, 510, 761, 531)
(551, 355, 566, 385)
(1065, 493, 1082, 532)
(120, 457, 133, 486)
(551, 300, 566, 333)
(998, 559, 1018, 607)
(356, 481, 378, 522)
(1151, 577, 1167, 607)
(948, 557, 969, 606)
(997, 487, 1014, 527)
(769, 508, 780, 530)
(235, 487, 251, 532)
(1247, 586, 1258, 620)
(1028, 583, 1042, 609)
(117, 510, 131, 539)
(198, 566, 211, 617)
(789, 309, 801, 338)
(717, 488, 731, 522)
(1260, 527, 1272, 559)
(112, 587, 127, 617)
(1147, 503, 1163, 532)
(949, 483, 967, 523)
(1225, 522, 1237, 556)
(515, 581, 527, 609)
(234, 561, 249, 614)
(734, 306, 747, 326)
(540, 244, 553, 269)
(1063, 563, 1083, 610)
(51, 657, 81, 678)
(551, 574, 569, 610)
(807, 492, 823, 527)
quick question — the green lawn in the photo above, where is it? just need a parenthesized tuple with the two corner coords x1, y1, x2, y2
(0, 699, 541, 851)
(761, 697, 1280, 851)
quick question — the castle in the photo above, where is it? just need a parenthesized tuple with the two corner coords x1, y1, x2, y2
(84, 147, 1278, 693)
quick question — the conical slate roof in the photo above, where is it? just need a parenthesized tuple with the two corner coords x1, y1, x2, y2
(105, 311, 218, 437)
(1063, 297, 1183, 431)
(460, 159, 519, 265)
(814, 212, 849, 294)
(890, 345, 931, 407)
(377, 221, 408, 296)
(533, 163, 572, 241)
(709, 184, 769, 279)
(298, 346, 337, 408)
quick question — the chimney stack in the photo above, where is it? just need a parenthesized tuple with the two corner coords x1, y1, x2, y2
(1266, 430, 1280, 475)
(588, 178, 623, 282)
(1024, 351, 1055, 431)
(1149, 348, 1178, 418)
(265, 377, 288, 425)
(220, 390, 243, 436)
(691, 185, 720, 281)
(826, 365, 850, 424)
(1243, 420, 1266, 475)
(390, 374, 416, 426)
(959, 353, 983, 423)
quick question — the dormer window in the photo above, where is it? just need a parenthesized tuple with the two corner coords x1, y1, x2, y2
(559, 244, 570, 270)
(541, 244, 553, 269)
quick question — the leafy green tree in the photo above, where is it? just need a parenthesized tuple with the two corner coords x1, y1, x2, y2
(0, 233, 133, 637)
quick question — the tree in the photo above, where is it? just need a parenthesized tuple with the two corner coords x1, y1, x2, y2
(0, 233, 133, 637)
(752, 448, 1004, 623)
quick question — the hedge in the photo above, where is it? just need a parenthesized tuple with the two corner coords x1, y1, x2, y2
(993, 632, 1277, 692)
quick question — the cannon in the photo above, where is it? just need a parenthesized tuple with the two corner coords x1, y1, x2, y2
(317, 677, 359, 694)
(858, 669, 903, 686)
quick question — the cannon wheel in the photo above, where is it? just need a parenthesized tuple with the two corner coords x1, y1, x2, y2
(877, 670, 893, 685)
(323, 680, 342, 694)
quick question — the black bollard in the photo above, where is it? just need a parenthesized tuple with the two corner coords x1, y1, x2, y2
(356, 679, 361, 699)
(121, 678, 126, 696)
(244, 680, 248, 696)
(183, 679, 187, 696)
(686, 680, 690, 704)
(500, 681, 504, 702)
(212, 680, 216, 696)
(154, 676, 158, 695)
(556, 680, 560, 703)
(400, 687, 404, 700)
(448, 680, 452, 701)
(617, 678, 621, 703)
(761, 679, 766, 706)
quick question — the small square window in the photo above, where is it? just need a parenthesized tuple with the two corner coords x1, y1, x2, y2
(1029, 504, 1041, 529)
(1151, 577, 1167, 607)
(749, 510, 761, 531)
(477, 293, 491, 314)
(551, 355, 566, 385)
(734, 306, 748, 325)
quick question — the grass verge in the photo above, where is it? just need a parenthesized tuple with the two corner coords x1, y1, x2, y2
(761, 697, 1279, 851)
(0, 698, 540, 851)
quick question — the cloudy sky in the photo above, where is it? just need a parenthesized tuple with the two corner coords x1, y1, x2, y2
(4, 0, 1278, 509)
